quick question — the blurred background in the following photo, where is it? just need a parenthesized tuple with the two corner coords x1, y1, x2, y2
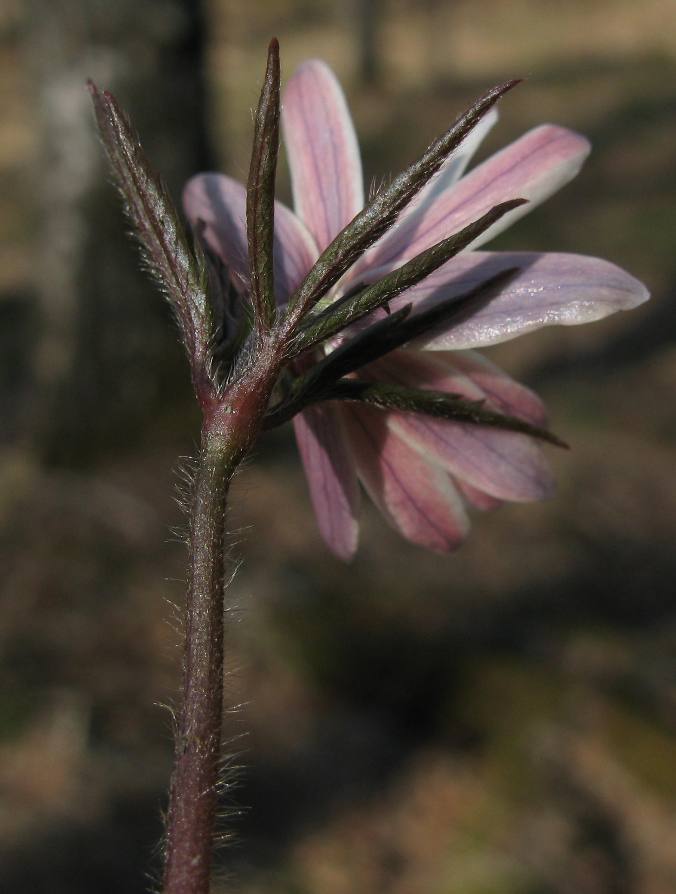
(1, 1, 675, 892)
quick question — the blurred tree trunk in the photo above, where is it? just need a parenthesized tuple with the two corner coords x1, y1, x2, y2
(354, 0, 382, 85)
(26, 0, 212, 465)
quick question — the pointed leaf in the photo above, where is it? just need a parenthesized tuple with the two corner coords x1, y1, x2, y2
(273, 269, 517, 429)
(88, 82, 214, 397)
(247, 38, 281, 330)
(290, 199, 525, 354)
(264, 305, 414, 430)
(325, 379, 567, 448)
(183, 173, 319, 303)
(371, 124, 592, 267)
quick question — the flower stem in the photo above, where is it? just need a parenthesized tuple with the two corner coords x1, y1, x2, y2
(162, 419, 241, 894)
(161, 349, 280, 894)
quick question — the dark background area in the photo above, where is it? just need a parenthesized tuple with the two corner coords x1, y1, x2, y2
(1, 1, 675, 892)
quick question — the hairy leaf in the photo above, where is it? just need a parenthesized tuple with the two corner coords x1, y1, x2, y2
(323, 380, 567, 447)
(88, 82, 215, 398)
(247, 38, 281, 331)
(290, 199, 525, 354)
(281, 268, 519, 415)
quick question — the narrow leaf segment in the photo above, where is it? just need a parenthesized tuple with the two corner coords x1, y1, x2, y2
(246, 38, 281, 332)
(283, 269, 519, 412)
(325, 379, 568, 448)
(88, 81, 214, 402)
(290, 199, 526, 354)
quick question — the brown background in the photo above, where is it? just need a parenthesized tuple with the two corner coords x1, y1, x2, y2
(1, 1, 675, 892)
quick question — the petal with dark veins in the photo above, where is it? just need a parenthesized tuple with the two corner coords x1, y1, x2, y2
(377, 125, 591, 264)
(372, 351, 555, 502)
(293, 402, 360, 560)
(345, 406, 470, 552)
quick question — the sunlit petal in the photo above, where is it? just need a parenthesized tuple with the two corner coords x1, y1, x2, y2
(371, 125, 590, 266)
(282, 60, 364, 251)
(375, 251, 649, 349)
(358, 107, 499, 271)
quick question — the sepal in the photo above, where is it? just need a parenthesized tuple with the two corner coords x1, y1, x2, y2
(289, 200, 526, 354)
(322, 380, 568, 448)
(246, 38, 281, 331)
(88, 81, 217, 402)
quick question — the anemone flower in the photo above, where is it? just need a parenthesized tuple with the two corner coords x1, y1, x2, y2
(184, 61, 648, 560)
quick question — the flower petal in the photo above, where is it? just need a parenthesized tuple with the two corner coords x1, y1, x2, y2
(183, 173, 318, 302)
(370, 125, 590, 266)
(396, 251, 650, 350)
(455, 479, 503, 511)
(344, 406, 470, 552)
(293, 403, 360, 560)
(441, 350, 548, 426)
(373, 351, 554, 502)
(282, 60, 364, 251)
(357, 107, 499, 272)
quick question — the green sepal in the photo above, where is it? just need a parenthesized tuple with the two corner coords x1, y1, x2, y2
(88, 81, 216, 399)
(246, 38, 280, 332)
(318, 379, 568, 448)
(289, 199, 526, 355)
(272, 305, 413, 425)
(281, 268, 518, 416)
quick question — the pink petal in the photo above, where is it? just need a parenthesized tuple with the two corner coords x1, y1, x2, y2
(369, 125, 591, 266)
(293, 403, 360, 560)
(442, 350, 548, 426)
(344, 406, 470, 552)
(183, 173, 318, 302)
(355, 108, 499, 276)
(379, 251, 649, 349)
(282, 60, 364, 251)
(372, 351, 554, 502)
(456, 479, 503, 512)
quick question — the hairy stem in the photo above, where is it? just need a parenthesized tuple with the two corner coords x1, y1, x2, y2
(162, 351, 280, 894)
(162, 420, 240, 894)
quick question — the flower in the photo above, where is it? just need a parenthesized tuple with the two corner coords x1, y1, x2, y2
(184, 60, 648, 560)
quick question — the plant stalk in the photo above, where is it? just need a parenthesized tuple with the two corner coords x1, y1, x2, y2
(161, 355, 280, 894)
(162, 423, 235, 894)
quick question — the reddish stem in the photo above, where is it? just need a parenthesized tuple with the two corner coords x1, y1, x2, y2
(162, 428, 233, 894)
(162, 361, 277, 894)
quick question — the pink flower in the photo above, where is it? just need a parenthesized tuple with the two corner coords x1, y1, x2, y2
(184, 61, 648, 559)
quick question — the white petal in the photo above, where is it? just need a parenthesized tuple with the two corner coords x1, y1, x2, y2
(397, 251, 650, 350)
